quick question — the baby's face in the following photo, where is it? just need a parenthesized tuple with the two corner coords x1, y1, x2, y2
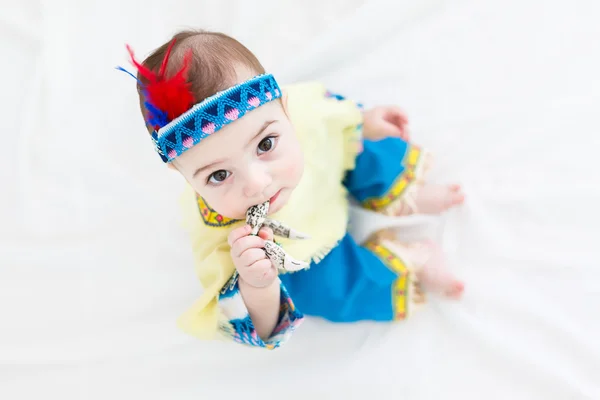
(173, 99, 304, 219)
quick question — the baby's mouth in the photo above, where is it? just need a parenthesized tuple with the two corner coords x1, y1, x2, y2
(269, 189, 282, 205)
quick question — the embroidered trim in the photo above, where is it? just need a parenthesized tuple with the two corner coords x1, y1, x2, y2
(196, 195, 239, 227)
(324, 90, 364, 109)
(364, 241, 410, 320)
(218, 278, 304, 350)
(361, 145, 422, 211)
(153, 74, 282, 163)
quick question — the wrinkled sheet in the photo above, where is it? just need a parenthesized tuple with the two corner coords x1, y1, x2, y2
(2, 0, 599, 398)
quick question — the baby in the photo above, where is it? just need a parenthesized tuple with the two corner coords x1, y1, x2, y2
(121, 29, 465, 349)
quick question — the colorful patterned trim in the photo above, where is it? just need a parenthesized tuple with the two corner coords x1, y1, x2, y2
(325, 89, 365, 156)
(218, 275, 304, 350)
(324, 90, 364, 109)
(362, 145, 422, 211)
(196, 195, 239, 227)
(365, 241, 410, 320)
(152, 74, 282, 163)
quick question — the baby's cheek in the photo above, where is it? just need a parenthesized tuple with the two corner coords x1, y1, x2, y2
(273, 135, 304, 187)
(215, 199, 241, 219)
(280, 150, 303, 183)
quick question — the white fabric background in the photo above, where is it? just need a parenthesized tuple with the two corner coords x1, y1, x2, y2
(1, 0, 599, 398)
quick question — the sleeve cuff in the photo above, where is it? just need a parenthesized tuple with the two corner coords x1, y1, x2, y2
(217, 272, 304, 350)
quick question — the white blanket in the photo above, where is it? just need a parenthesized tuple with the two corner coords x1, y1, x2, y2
(2, 0, 599, 398)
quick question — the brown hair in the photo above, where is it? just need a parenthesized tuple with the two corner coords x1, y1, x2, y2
(136, 29, 265, 131)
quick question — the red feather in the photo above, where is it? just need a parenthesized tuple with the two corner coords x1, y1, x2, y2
(126, 41, 195, 124)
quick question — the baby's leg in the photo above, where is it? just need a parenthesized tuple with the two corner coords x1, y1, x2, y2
(368, 230, 464, 298)
(343, 137, 464, 217)
(391, 183, 465, 216)
(279, 233, 426, 322)
(278, 231, 463, 324)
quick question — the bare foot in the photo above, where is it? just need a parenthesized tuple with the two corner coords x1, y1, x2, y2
(413, 183, 465, 215)
(380, 236, 464, 299)
(416, 241, 464, 298)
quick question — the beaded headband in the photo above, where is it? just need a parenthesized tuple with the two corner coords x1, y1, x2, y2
(152, 74, 281, 162)
(117, 40, 282, 163)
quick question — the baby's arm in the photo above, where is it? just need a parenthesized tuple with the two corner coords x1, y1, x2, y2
(238, 278, 280, 340)
(228, 225, 281, 340)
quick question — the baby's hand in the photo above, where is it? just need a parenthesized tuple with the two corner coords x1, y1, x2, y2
(362, 106, 410, 141)
(228, 225, 277, 288)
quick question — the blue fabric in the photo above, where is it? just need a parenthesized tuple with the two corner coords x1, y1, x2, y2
(218, 272, 304, 349)
(153, 74, 282, 163)
(280, 234, 398, 322)
(279, 136, 411, 322)
(343, 137, 409, 202)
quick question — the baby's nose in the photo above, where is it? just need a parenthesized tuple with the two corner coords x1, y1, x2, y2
(242, 166, 272, 198)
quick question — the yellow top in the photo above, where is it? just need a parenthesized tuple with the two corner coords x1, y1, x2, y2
(176, 82, 363, 339)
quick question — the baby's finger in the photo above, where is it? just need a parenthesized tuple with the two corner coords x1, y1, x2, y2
(380, 121, 403, 137)
(231, 235, 265, 257)
(227, 225, 251, 246)
(249, 258, 273, 272)
(385, 108, 408, 128)
(239, 248, 267, 267)
(248, 258, 277, 282)
(391, 106, 409, 123)
(257, 227, 274, 241)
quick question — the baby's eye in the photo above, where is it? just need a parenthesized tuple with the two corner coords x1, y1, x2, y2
(257, 136, 276, 154)
(208, 170, 230, 184)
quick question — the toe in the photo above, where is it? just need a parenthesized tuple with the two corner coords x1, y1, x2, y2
(454, 192, 465, 205)
(445, 191, 465, 208)
(445, 281, 464, 299)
